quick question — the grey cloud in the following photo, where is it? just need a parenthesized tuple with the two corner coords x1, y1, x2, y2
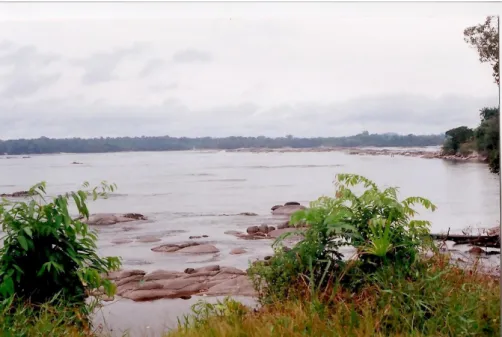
(140, 58, 165, 78)
(172, 49, 212, 63)
(0, 43, 61, 97)
(0, 94, 497, 140)
(150, 82, 179, 92)
(73, 42, 148, 84)
(0, 40, 14, 51)
(1, 73, 61, 98)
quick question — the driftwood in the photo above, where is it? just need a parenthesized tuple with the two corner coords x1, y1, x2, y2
(430, 233, 500, 248)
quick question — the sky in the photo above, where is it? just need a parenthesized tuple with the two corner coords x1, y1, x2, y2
(0, 2, 499, 139)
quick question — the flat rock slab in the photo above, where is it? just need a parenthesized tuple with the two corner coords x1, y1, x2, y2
(83, 213, 147, 226)
(104, 265, 256, 301)
(151, 242, 220, 254)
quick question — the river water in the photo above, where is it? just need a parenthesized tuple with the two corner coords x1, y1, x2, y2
(0, 150, 500, 335)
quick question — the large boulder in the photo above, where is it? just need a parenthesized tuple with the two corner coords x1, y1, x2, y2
(272, 205, 306, 216)
(178, 244, 220, 254)
(82, 213, 147, 226)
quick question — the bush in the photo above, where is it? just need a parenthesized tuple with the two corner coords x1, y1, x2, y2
(0, 182, 121, 310)
(250, 174, 436, 301)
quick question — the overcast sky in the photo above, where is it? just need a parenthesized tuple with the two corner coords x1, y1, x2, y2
(0, 2, 499, 139)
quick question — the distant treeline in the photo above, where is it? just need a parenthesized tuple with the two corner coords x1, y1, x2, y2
(0, 132, 444, 155)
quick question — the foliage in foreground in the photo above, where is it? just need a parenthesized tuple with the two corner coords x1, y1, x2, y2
(0, 182, 121, 330)
(171, 256, 499, 337)
(249, 174, 436, 301)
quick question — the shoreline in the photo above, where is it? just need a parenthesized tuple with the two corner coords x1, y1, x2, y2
(227, 146, 487, 162)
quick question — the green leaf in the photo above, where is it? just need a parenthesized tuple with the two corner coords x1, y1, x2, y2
(23, 227, 33, 238)
(17, 235, 28, 251)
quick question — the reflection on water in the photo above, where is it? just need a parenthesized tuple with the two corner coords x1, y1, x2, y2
(0, 150, 499, 334)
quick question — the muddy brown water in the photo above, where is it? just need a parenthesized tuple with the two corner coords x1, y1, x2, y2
(0, 149, 500, 335)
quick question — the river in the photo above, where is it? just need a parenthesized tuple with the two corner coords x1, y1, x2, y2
(0, 150, 499, 335)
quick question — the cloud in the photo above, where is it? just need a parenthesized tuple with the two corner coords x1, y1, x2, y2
(172, 49, 212, 63)
(149, 82, 179, 92)
(139, 58, 165, 78)
(0, 93, 496, 140)
(73, 42, 148, 84)
(0, 43, 61, 98)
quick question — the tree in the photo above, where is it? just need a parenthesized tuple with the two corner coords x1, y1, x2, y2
(443, 126, 474, 154)
(464, 16, 499, 85)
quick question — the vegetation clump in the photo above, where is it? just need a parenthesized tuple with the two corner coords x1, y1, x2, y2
(0, 182, 121, 335)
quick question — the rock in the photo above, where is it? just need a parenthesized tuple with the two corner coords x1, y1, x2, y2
(230, 248, 247, 255)
(268, 227, 304, 239)
(136, 235, 161, 243)
(264, 256, 272, 261)
(137, 282, 163, 290)
(106, 269, 145, 281)
(123, 213, 147, 220)
(468, 247, 485, 255)
(180, 295, 192, 300)
(219, 267, 247, 275)
(184, 268, 196, 274)
(83, 213, 147, 226)
(272, 205, 306, 216)
(151, 242, 199, 253)
(193, 265, 221, 273)
(271, 205, 283, 211)
(144, 270, 184, 281)
(277, 221, 290, 229)
(71, 161, 83, 165)
(239, 212, 258, 216)
(268, 226, 276, 231)
(178, 244, 220, 254)
(0, 191, 31, 198)
(111, 238, 133, 245)
(224, 230, 243, 236)
(284, 201, 300, 206)
(116, 274, 144, 287)
(204, 275, 256, 297)
(246, 226, 260, 234)
(189, 235, 209, 239)
(259, 224, 270, 234)
(124, 289, 178, 301)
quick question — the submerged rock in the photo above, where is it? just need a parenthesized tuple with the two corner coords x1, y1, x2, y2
(230, 248, 247, 255)
(239, 212, 258, 216)
(151, 242, 219, 254)
(284, 201, 300, 206)
(0, 190, 31, 198)
(83, 213, 148, 226)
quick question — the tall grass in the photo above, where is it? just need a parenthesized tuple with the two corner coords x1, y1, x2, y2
(169, 255, 500, 337)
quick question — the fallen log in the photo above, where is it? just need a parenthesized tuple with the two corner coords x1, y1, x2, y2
(430, 233, 500, 248)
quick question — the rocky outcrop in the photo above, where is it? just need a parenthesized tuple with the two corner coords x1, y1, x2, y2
(102, 265, 255, 301)
(82, 213, 147, 226)
(272, 204, 306, 216)
(0, 191, 31, 198)
(151, 242, 220, 254)
(239, 212, 258, 216)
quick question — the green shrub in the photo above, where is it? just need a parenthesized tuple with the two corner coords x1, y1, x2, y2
(250, 174, 436, 301)
(0, 182, 121, 309)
